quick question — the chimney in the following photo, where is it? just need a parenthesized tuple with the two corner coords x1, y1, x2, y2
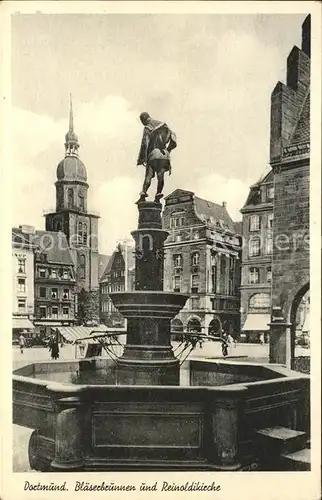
(222, 201, 227, 209)
(302, 15, 311, 57)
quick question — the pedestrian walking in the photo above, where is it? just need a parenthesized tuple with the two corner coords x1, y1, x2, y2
(19, 333, 25, 354)
(221, 338, 228, 357)
(49, 333, 59, 360)
(221, 331, 229, 357)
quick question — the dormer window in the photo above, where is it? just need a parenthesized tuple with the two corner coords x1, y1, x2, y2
(267, 186, 274, 201)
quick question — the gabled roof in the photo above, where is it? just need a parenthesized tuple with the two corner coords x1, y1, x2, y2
(12, 227, 36, 247)
(98, 254, 110, 280)
(234, 221, 243, 235)
(165, 189, 236, 232)
(100, 244, 135, 282)
(194, 197, 235, 232)
(33, 230, 74, 266)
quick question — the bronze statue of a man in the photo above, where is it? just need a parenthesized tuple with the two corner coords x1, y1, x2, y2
(137, 112, 177, 203)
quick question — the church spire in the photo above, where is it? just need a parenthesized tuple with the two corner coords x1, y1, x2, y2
(69, 93, 74, 133)
(65, 94, 79, 157)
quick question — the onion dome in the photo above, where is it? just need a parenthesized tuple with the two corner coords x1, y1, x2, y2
(56, 94, 87, 183)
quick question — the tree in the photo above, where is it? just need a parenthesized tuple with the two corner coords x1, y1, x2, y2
(77, 288, 100, 326)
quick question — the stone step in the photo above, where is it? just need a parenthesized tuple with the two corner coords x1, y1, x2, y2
(254, 426, 307, 455)
(280, 448, 311, 471)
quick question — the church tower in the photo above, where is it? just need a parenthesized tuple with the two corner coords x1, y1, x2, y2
(45, 96, 100, 297)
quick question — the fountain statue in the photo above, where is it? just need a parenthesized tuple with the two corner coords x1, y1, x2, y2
(12, 114, 310, 472)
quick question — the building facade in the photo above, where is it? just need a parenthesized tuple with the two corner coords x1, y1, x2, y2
(33, 230, 76, 336)
(162, 189, 242, 337)
(12, 226, 36, 338)
(240, 169, 274, 342)
(44, 98, 100, 315)
(100, 243, 135, 327)
(269, 15, 310, 366)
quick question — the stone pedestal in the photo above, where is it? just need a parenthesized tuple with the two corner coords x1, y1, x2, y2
(50, 396, 85, 471)
(110, 201, 189, 385)
(209, 387, 247, 470)
(269, 306, 292, 366)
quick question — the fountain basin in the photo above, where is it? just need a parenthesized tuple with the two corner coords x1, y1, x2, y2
(110, 291, 189, 385)
(13, 358, 310, 471)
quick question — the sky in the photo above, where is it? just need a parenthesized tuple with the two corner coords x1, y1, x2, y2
(11, 13, 305, 255)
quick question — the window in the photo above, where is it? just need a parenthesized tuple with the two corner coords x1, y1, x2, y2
(268, 213, 274, 229)
(17, 278, 26, 293)
(175, 217, 185, 227)
(63, 270, 69, 279)
(249, 237, 260, 257)
(39, 306, 46, 318)
(267, 267, 272, 283)
(228, 278, 233, 295)
(51, 269, 57, 279)
(211, 265, 217, 292)
(173, 254, 183, 268)
(18, 298, 26, 312)
(51, 288, 58, 299)
(79, 194, 85, 211)
(63, 307, 69, 319)
(229, 256, 235, 270)
(52, 307, 58, 319)
(267, 186, 274, 200)
(266, 234, 273, 255)
(63, 289, 70, 299)
(83, 223, 88, 245)
(193, 231, 199, 240)
(79, 254, 86, 279)
(17, 258, 26, 273)
(39, 287, 46, 298)
(173, 275, 181, 292)
(175, 234, 182, 242)
(39, 268, 46, 278)
(68, 188, 74, 208)
(249, 215, 261, 231)
(248, 267, 260, 284)
(78, 222, 83, 244)
(191, 274, 199, 293)
(191, 297, 200, 310)
(249, 293, 270, 309)
(191, 252, 200, 266)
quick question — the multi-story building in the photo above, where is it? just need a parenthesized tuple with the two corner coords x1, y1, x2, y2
(28, 229, 77, 337)
(100, 243, 135, 327)
(44, 98, 100, 316)
(162, 189, 242, 337)
(12, 226, 36, 338)
(240, 168, 274, 342)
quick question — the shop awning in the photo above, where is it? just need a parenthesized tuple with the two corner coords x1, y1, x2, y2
(12, 317, 34, 330)
(242, 314, 270, 332)
(54, 325, 113, 343)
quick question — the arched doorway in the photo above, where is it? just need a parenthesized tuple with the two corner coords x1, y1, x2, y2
(223, 320, 234, 335)
(290, 283, 310, 372)
(187, 317, 201, 333)
(208, 317, 222, 335)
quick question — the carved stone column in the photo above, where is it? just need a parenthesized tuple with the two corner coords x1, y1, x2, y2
(50, 395, 85, 471)
(208, 386, 247, 470)
(269, 306, 292, 366)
